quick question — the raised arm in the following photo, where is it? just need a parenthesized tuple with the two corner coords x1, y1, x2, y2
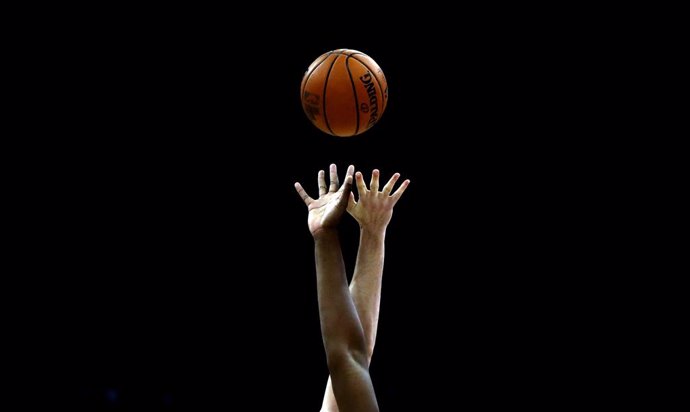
(349, 169, 410, 357)
(320, 169, 410, 412)
(295, 164, 379, 412)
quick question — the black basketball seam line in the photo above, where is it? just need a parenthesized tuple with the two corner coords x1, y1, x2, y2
(349, 55, 386, 125)
(350, 54, 387, 104)
(302, 52, 332, 97)
(301, 51, 333, 103)
(323, 54, 341, 136)
(345, 56, 360, 137)
(302, 53, 334, 130)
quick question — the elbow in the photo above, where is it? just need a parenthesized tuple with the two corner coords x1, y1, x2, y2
(325, 345, 369, 372)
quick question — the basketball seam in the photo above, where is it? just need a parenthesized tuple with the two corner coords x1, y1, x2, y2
(301, 51, 333, 105)
(322, 54, 341, 136)
(345, 56, 360, 137)
(349, 55, 386, 127)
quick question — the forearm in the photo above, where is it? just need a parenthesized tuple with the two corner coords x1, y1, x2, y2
(321, 228, 386, 411)
(314, 229, 368, 359)
(349, 228, 386, 361)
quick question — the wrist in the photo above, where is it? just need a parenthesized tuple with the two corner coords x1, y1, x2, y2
(312, 227, 339, 241)
(359, 226, 386, 241)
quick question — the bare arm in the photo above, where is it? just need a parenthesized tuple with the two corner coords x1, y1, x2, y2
(295, 164, 379, 412)
(321, 169, 410, 412)
(314, 229, 378, 412)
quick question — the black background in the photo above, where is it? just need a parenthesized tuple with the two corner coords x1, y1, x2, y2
(29, 6, 609, 410)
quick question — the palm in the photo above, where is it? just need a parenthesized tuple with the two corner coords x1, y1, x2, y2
(307, 191, 348, 234)
(347, 169, 410, 232)
(295, 164, 355, 236)
(348, 196, 395, 229)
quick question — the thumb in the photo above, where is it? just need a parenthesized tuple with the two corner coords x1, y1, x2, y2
(347, 192, 356, 211)
(338, 175, 353, 210)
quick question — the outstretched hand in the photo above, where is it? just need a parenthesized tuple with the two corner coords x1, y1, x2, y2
(295, 164, 355, 236)
(347, 169, 410, 232)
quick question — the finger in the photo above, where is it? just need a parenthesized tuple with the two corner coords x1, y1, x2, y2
(317, 170, 327, 196)
(355, 171, 367, 196)
(370, 169, 380, 192)
(391, 179, 411, 203)
(382, 172, 401, 195)
(294, 182, 314, 206)
(369, 169, 380, 192)
(346, 164, 355, 180)
(338, 174, 353, 209)
(329, 163, 339, 192)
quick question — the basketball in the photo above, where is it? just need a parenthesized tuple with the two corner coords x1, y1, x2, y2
(301, 49, 388, 137)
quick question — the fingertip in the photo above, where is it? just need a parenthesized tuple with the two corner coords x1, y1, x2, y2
(373, 169, 380, 175)
(355, 171, 363, 178)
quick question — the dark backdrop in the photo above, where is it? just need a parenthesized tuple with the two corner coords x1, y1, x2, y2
(35, 7, 603, 410)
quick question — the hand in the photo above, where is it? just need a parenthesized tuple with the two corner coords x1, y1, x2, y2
(295, 164, 354, 236)
(347, 169, 410, 232)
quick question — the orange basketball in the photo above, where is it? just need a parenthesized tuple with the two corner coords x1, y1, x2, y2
(301, 49, 388, 137)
